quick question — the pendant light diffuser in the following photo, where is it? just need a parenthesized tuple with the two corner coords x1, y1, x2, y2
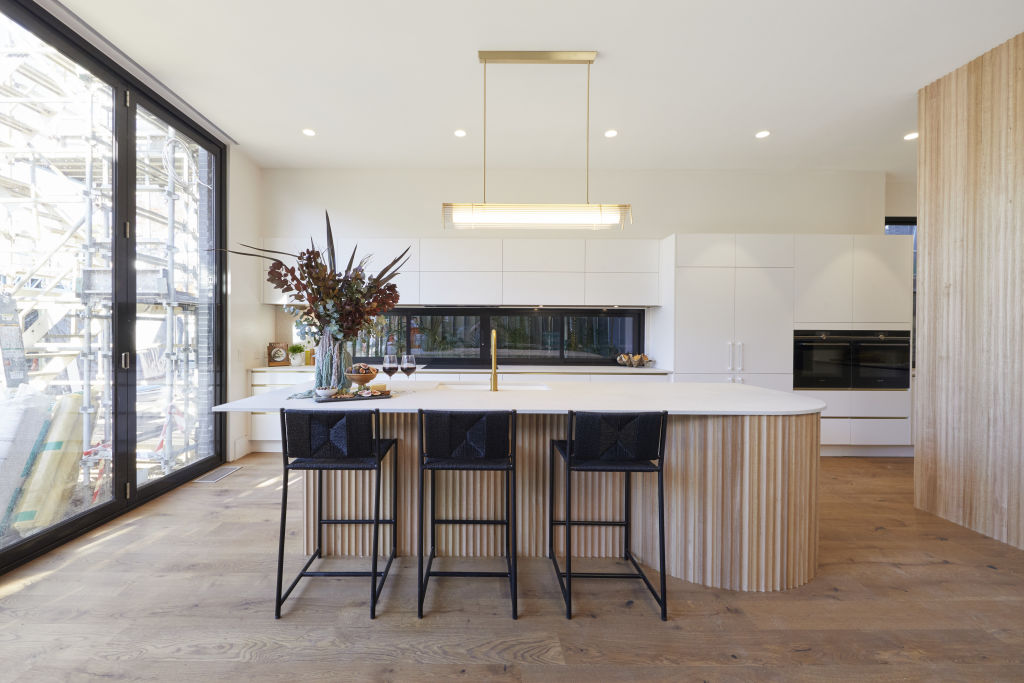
(443, 203, 630, 230)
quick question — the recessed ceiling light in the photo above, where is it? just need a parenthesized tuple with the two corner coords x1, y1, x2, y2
(604, 129, 618, 138)
(755, 130, 771, 139)
(301, 128, 316, 137)
(454, 129, 467, 137)
(904, 131, 919, 141)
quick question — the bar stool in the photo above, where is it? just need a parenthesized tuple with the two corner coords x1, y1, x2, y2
(417, 409, 517, 619)
(549, 410, 668, 620)
(276, 408, 397, 619)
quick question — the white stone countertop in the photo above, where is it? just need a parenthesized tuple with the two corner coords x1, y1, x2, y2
(216, 381, 825, 416)
(251, 364, 669, 374)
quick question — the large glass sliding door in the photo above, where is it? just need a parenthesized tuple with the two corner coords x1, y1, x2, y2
(0, 11, 115, 549)
(134, 105, 217, 484)
(0, 3, 224, 571)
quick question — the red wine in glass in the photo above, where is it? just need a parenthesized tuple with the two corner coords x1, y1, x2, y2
(401, 354, 417, 377)
(382, 354, 399, 377)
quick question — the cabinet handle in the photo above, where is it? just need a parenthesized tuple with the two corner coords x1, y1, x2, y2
(737, 342, 744, 371)
(726, 341, 733, 371)
(120, 352, 130, 370)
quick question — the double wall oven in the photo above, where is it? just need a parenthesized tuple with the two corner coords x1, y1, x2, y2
(793, 330, 911, 389)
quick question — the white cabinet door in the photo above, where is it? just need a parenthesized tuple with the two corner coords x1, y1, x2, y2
(333, 238, 420, 271)
(502, 239, 584, 272)
(673, 373, 734, 383)
(676, 234, 735, 267)
(735, 234, 794, 268)
(734, 268, 794, 373)
(420, 272, 501, 305)
(502, 272, 585, 306)
(734, 373, 793, 392)
(584, 272, 658, 306)
(853, 235, 913, 323)
(393, 271, 420, 305)
(795, 235, 854, 323)
(586, 239, 659, 272)
(850, 418, 912, 445)
(675, 267, 735, 373)
(821, 418, 852, 445)
(419, 238, 501, 272)
(794, 389, 851, 418)
(849, 390, 911, 418)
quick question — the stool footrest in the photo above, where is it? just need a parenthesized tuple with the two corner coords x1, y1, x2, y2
(319, 518, 395, 525)
(551, 519, 626, 527)
(428, 570, 511, 578)
(433, 518, 507, 525)
(559, 571, 644, 579)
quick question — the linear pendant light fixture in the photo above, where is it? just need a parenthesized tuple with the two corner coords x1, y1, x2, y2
(442, 50, 631, 231)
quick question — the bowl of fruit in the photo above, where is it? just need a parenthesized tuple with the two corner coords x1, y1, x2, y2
(345, 362, 379, 388)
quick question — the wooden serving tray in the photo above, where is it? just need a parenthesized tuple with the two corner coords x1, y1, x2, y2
(313, 391, 393, 404)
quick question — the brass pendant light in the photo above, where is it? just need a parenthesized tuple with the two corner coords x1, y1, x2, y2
(442, 51, 631, 231)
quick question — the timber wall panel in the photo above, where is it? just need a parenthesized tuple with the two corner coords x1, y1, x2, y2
(915, 32, 1024, 549)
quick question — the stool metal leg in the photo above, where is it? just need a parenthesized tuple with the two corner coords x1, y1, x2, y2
(624, 471, 632, 560)
(316, 470, 324, 556)
(510, 464, 518, 619)
(564, 458, 572, 620)
(370, 463, 382, 619)
(547, 442, 555, 560)
(658, 467, 667, 621)
(417, 463, 424, 619)
(275, 466, 288, 619)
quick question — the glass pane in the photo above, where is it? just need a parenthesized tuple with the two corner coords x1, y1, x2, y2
(0, 14, 115, 548)
(564, 315, 638, 362)
(494, 314, 561, 361)
(409, 315, 480, 359)
(134, 106, 216, 484)
(355, 314, 406, 359)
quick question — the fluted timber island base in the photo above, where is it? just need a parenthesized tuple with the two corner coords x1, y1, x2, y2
(215, 382, 823, 592)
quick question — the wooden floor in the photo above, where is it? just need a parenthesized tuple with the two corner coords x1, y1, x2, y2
(2, 455, 1024, 682)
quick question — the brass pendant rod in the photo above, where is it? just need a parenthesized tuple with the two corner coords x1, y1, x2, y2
(483, 60, 487, 204)
(586, 62, 591, 205)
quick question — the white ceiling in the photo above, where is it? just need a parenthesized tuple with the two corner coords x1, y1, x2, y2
(57, 0, 1024, 175)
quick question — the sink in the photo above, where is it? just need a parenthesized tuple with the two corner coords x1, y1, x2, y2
(436, 383, 551, 391)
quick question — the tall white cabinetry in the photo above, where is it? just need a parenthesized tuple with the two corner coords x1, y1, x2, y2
(674, 234, 794, 388)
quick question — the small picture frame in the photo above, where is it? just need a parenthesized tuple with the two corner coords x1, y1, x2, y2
(267, 342, 289, 367)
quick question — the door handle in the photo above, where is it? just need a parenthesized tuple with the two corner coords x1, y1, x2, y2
(121, 352, 130, 370)
(726, 341, 733, 371)
(736, 342, 744, 371)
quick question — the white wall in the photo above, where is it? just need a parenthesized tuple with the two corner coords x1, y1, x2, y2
(884, 176, 917, 216)
(226, 147, 275, 461)
(261, 168, 887, 240)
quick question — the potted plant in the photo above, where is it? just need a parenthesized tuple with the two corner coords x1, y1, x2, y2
(225, 211, 408, 394)
(287, 344, 306, 366)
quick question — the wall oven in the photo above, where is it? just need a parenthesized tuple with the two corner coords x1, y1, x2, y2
(793, 330, 910, 389)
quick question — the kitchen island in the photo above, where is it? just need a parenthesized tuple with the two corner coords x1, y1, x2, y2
(215, 381, 825, 592)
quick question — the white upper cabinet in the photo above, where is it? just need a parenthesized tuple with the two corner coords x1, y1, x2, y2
(675, 267, 735, 373)
(584, 272, 659, 306)
(502, 272, 585, 306)
(419, 238, 501, 272)
(735, 234, 794, 268)
(502, 239, 584, 272)
(852, 235, 913, 323)
(420, 271, 501, 305)
(676, 234, 735, 267)
(392, 271, 420, 306)
(734, 268, 794, 373)
(333, 238, 420, 272)
(794, 235, 854, 323)
(586, 239, 659, 272)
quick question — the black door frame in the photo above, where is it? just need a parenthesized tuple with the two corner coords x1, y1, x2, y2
(0, 0, 227, 575)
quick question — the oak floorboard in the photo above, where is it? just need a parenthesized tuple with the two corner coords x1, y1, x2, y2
(1, 454, 1024, 681)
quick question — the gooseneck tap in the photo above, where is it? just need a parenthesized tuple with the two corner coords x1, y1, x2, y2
(490, 328, 498, 392)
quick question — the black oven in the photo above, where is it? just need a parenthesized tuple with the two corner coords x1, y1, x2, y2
(793, 330, 910, 390)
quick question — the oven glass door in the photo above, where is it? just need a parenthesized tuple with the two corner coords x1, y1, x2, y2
(852, 342, 910, 389)
(793, 342, 852, 388)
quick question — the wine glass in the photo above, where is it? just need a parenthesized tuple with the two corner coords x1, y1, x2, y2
(400, 354, 417, 377)
(382, 355, 399, 388)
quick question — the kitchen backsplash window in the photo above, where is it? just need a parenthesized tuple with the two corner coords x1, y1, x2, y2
(354, 308, 643, 366)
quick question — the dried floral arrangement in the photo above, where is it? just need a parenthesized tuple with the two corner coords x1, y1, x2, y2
(225, 211, 409, 389)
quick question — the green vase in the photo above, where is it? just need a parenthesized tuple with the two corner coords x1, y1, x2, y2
(314, 336, 355, 392)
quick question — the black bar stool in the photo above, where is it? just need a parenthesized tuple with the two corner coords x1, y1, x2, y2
(549, 410, 668, 620)
(417, 409, 517, 619)
(276, 408, 397, 619)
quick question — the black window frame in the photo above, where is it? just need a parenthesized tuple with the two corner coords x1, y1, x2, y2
(354, 307, 645, 367)
(0, 0, 226, 575)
